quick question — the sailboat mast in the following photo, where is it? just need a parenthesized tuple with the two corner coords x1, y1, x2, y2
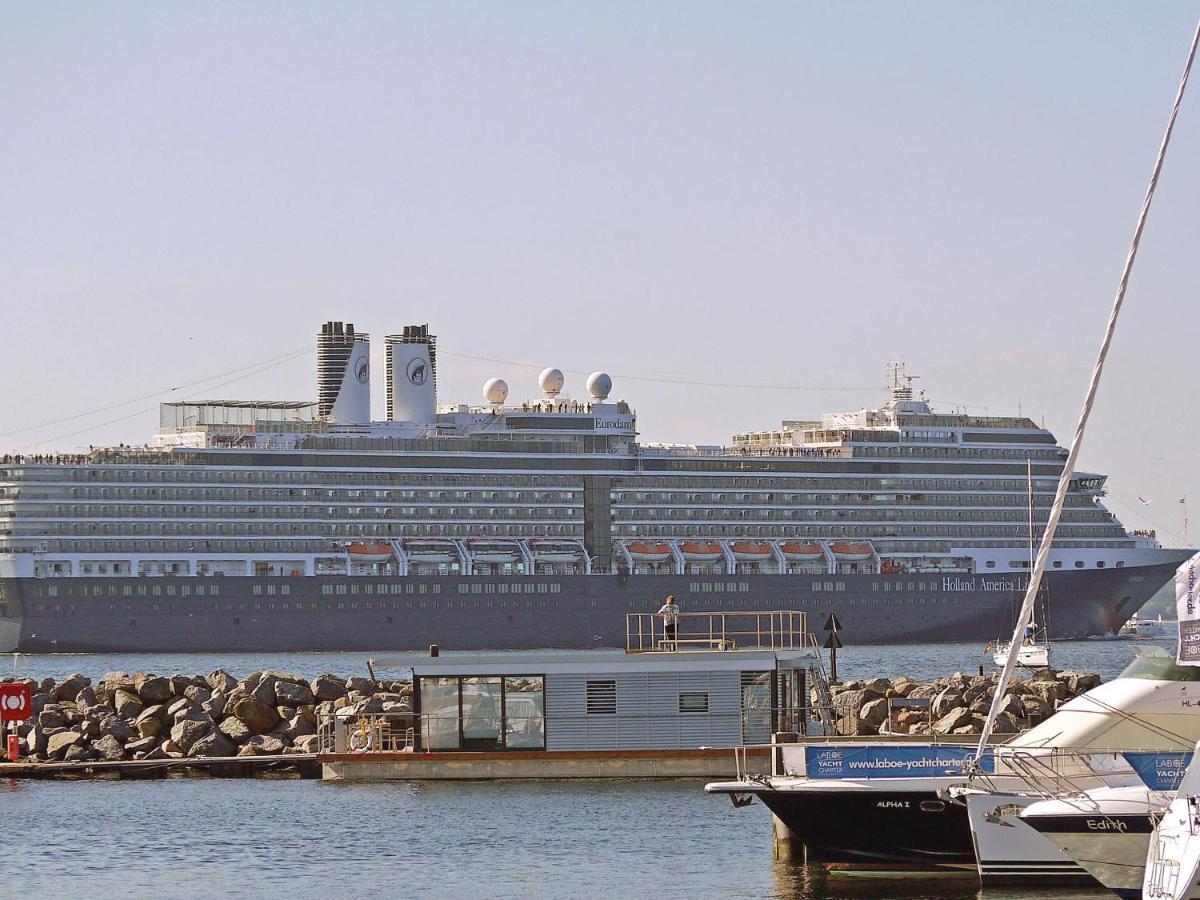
(972, 17, 1200, 765)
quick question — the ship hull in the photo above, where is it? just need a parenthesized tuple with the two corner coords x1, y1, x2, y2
(0, 560, 1177, 653)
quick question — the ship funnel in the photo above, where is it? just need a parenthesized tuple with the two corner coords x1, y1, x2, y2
(386, 324, 438, 424)
(318, 321, 371, 424)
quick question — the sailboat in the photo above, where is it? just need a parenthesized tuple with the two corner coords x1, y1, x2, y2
(1144, 739, 1200, 899)
(991, 458, 1052, 669)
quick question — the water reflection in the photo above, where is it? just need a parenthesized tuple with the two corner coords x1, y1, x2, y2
(767, 861, 1112, 900)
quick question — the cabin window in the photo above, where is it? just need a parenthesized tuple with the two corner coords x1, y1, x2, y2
(586, 680, 617, 715)
(679, 691, 709, 713)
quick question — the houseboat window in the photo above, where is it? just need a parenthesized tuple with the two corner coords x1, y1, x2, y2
(504, 676, 545, 749)
(679, 691, 709, 713)
(586, 680, 617, 715)
(420, 676, 460, 751)
(461, 677, 503, 751)
(741, 671, 773, 744)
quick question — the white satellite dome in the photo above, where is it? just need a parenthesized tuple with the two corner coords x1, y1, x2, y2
(483, 377, 509, 406)
(585, 371, 612, 401)
(539, 367, 565, 398)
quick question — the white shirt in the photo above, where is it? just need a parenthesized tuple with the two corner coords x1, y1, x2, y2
(657, 602, 679, 624)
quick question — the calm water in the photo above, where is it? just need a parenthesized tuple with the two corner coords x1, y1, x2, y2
(5, 634, 1176, 683)
(4, 638, 1173, 899)
(1, 778, 1113, 900)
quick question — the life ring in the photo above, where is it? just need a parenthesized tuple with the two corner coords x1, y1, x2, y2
(349, 723, 374, 754)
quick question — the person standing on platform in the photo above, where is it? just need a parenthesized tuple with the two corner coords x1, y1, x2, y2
(658, 595, 680, 649)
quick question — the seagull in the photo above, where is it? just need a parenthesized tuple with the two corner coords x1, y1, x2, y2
(1138, 497, 1151, 505)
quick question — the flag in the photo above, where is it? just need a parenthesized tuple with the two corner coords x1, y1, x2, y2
(1177, 552, 1200, 666)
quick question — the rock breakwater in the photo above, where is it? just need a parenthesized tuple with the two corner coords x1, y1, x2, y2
(3, 670, 411, 763)
(829, 668, 1102, 736)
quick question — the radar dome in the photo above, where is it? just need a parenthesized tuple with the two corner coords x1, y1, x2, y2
(539, 367, 565, 398)
(483, 378, 509, 406)
(585, 371, 612, 401)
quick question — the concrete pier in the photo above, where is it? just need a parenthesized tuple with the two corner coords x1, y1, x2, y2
(320, 747, 770, 782)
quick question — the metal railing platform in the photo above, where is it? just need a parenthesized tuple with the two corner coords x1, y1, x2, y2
(625, 610, 815, 653)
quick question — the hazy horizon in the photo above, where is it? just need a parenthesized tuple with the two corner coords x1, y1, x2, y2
(2, 3, 1198, 546)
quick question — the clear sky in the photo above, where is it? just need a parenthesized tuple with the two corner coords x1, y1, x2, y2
(1, 3, 1197, 545)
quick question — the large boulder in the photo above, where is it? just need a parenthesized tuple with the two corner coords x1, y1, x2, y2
(1021, 694, 1050, 723)
(232, 698, 281, 735)
(1065, 672, 1102, 695)
(931, 707, 974, 735)
(311, 674, 348, 702)
(92, 734, 126, 761)
(125, 736, 160, 756)
(279, 714, 316, 742)
(63, 743, 96, 762)
(275, 680, 314, 707)
(113, 689, 144, 719)
(204, 693, 227, 721)
(24, 726, 47, 758)
(75, 686, 97, 708)
(293, 734, 320, 753)
(160, 739, 184, 760)
(906, 683, 941, 700)
(250, 674, 279, 706)
(51, 674, 90, 702)
(244, 734, 287, 755)
(167, 698, 193, 720)
(38, 707, 66, 730)
(134, 675, 173, 704)
(931, 687, 964, 719)
(187, 731, 236, 758)
(47, 730, 83, 759)
(859, 698, 889, 728)
(345, 676, 375, 695)
(219, 716, 253, 744)
(183, 684, 213, 705)
(134, 706, 166, 739)
(832, 688, 882, 736)
(169, 719, 213, 755)
(207, 669, 238, 694)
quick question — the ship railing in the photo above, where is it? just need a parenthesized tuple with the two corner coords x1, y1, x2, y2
(625, 610, 815, 653)
(983, 745, 1162, 797)
(318, 710, 549, 755)
(318, 711, 417, 755)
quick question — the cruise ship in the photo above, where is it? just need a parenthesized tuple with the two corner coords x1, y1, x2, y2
(0, 321, 1186, 652)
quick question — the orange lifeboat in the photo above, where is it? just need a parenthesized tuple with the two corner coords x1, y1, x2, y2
(730, 541, 773, 561)
(680, 541, 725, 561)
(830, 542, 873, 561)
(780, 541, 824, 561)
(627, 541, 672, 561)
(346, 542, 394, 564)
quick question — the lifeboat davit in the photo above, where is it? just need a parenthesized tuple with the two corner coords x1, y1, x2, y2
(530, 540, 583, 563)
(780, 541, 824, 561)
(830, 542, 873, 561)
(627, 541, 672, 561)
(730, 541, 773, 561)
(680, 541, 725, 561)
(403, 539, 458, 564)
(346, 542, 394, 564)
(467, 539, 520, 564)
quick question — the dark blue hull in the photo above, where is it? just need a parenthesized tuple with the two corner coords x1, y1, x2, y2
(0, 560, 1178, 652)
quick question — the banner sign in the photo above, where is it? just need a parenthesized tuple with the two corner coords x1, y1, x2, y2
(804, 744, 993, 779)
(1122, 752, 1194, 791)
(1177, 552, 1200, 666)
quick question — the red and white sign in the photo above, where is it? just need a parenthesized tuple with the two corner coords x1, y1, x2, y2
(0, 684, 32, 721)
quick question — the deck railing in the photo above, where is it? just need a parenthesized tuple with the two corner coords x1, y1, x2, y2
(625, 609, 812, 653)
